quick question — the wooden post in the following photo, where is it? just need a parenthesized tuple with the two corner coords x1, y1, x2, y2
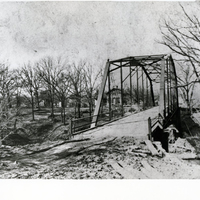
(148, 117, 152, 141)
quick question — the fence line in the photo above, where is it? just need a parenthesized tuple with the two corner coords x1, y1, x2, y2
(68, 110, 123, 136)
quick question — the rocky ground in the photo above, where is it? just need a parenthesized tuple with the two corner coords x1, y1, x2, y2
(1, 134, 200, 179)
(1, 107, 200, 179)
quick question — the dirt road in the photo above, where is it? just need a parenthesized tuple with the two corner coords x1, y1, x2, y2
(1, 108, 200, 179)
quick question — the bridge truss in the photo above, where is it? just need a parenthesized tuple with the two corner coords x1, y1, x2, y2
(91, 54, 181, 140)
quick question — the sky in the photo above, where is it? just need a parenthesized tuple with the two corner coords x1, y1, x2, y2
(0, 1, 199, 69)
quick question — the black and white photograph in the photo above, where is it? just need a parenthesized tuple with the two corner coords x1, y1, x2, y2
(1, 1, 200, 190)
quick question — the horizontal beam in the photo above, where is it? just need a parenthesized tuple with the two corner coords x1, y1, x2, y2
(110, 54, 167, 63)
(109, 62, 130, 72)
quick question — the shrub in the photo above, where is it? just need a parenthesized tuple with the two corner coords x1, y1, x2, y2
(129, 107, 136, 112)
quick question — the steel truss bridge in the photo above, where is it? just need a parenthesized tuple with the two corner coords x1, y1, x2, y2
(91, 54, 181, 148)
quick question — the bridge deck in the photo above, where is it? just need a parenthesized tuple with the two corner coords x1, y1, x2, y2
(79, 107, 159, 140)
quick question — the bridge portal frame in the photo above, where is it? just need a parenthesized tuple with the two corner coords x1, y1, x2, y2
(91, 54, 181, 134)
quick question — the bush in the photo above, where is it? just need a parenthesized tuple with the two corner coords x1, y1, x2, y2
(129, 107, 136, 112)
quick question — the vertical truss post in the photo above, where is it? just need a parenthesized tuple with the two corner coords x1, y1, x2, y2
(108, 69, 111, 121)
(140, 65, 154, 107)
(142, 69, 144, 109)
(166, 58, 170, 115)
(150, 80, 155, 107)
(120, 62, 124, 116)
(170, 57, 176, 111)
(172, 57, 179, 110)
(159, 59, 166, 118)
(148, 117, 152, 141)
(91, 60, 110, 128)
(129, 66, 132, 106)
(169, 58, 172, 112)
(146, 76, 149, 107)
(136, 66, 139, 108)
(171, 56, 181, 133)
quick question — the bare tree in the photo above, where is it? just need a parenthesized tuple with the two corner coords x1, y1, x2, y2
(82, 63, 103, 116)
(177, 63, 197, 114)
(19, 63, 41, 120)
(160, 4, 200, 81)
(12, 69, 23, 109)
(33, 63, 43, 110)
(54, 70, 71, 124)
(0, 63, 19, 140)
(37, 57, 67, 121)
(0, 64, 16, 117)
(68, 61, 85, 118)
(37, 57, 58, 119)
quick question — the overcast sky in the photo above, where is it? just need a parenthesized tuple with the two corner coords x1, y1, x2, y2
(0, 1, 198, 68)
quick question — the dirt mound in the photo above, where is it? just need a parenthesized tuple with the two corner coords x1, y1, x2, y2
(2, 133, 30, 146)
(22, 120, 54, 137)
(47, 124, 70, 141)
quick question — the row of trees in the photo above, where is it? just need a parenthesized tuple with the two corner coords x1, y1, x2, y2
(1, 3, 199, 125)
(0, 57, 103, 124)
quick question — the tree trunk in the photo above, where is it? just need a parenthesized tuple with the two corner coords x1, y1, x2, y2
(89, 102, 92, 117)
(51, 100, 54, 120)
(77, 101, 81, 118)
(16, 94, 20, 108)
(7, 91, 12, 109)
(61, 98, 66, 124)
(186, 87, 191, 114)
(60, 106, 63, 123)
(31, 92, 35, 121)
(89, 91, 93, 116)
(63, 106, 66, 125)
(35, 90, 40, 110)
(51, 89, 55, 120)
(74, 102, 77, 118)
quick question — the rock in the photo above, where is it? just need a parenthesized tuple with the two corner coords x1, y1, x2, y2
(2, 133, 30, 146)
(175, 138, 195, 152)
(11, 173, 18, 178)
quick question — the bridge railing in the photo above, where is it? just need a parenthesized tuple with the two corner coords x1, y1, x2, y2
(68, 110, 123, 136)
(149, 113, 164, 133)
(148, 114, 163, 141)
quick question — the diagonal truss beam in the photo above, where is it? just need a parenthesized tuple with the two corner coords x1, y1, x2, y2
(91, 60, 110, 128)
